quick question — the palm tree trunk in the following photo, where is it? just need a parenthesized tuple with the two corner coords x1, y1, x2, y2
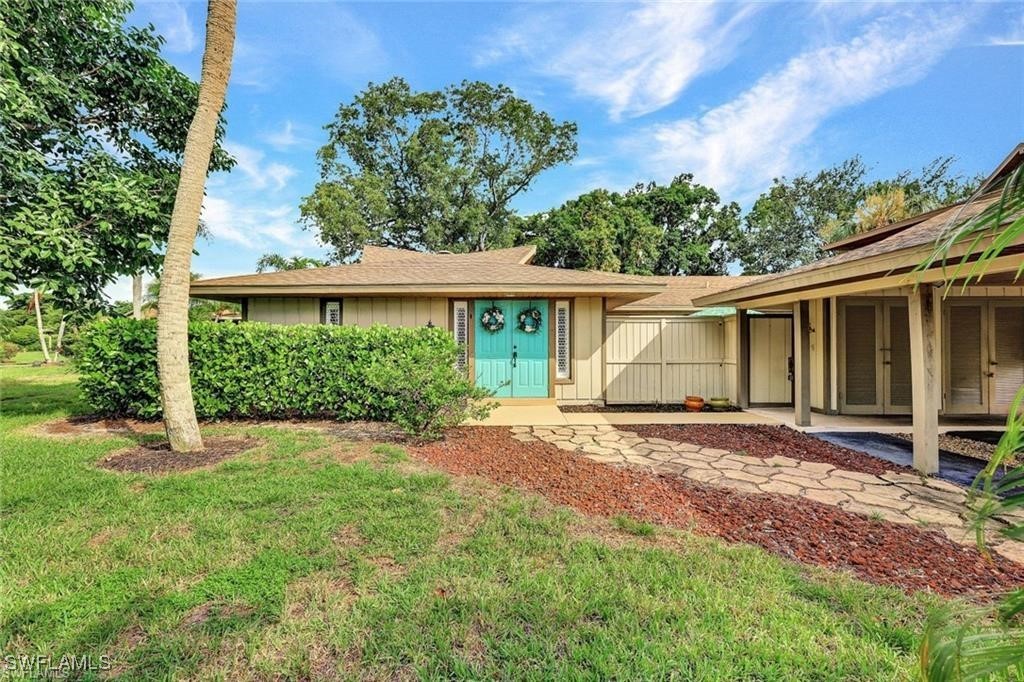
(156, 0, 236, 452)
(53, 317, 67, 361)
(132, 273, 143, 320)
(33, 290, 51, 363)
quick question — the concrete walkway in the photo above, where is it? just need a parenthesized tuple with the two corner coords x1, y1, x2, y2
(747, 407, 1006, 433)
(513, 424, 1024, 565)
(472, 404, 780, 427)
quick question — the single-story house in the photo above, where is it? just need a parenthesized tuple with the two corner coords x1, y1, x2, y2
(191, 144, 1023, 474)
(694, 144, 1024, 473)
(190, 245, 774, 405)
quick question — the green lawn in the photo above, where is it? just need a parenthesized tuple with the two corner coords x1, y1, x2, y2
(1, 362, 953, 679)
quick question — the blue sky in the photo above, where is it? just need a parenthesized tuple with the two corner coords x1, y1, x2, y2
(111, 0, 1024, 299)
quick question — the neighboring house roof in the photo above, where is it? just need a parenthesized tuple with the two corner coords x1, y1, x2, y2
(191, 246, 665, 300)
(609, 276, 763, 312)
(359, 244, 538, 265)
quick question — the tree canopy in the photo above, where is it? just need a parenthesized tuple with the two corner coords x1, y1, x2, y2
(0, 0, 232, 308)
(523, 174, 740, 275)
(736, 156, 977, 274)
(255, 253, 327, 272)
(300, 78, 578, 261)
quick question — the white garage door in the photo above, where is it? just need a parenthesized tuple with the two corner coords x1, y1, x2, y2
(605, 316, 735, 404)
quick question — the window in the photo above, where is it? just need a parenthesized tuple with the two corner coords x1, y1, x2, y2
(453, 301, 469, 372)
(323, 300, 342, 325)
(555, 300, 571, 380)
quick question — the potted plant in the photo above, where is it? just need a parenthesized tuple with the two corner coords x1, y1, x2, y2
(709, 397, 731, 411)
(684, 395, 705, 412)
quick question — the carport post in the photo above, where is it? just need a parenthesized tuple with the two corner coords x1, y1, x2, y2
(735, 309, 750, 408)
(793, 300, 811, 426)
(908, 287, 939, 474)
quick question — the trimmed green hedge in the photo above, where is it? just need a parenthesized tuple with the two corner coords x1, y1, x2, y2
(77, 319, 492, 437)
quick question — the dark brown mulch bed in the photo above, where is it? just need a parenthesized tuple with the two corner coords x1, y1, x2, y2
(623, 424, 913, 476)
(98, 437, 260, 474)
(412, 428, 1024, 599)
(39, 415, 164, 437)
(561, 403, 740, 413)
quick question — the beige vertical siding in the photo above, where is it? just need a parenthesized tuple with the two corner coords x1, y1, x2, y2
(247, 297, 320, 324)
(342, 297, 448, 328)
(556, 297, 604, 403)
(809, 300, 825, 410)
(723, 316, 737, 403)
(604, 315, 731, 404)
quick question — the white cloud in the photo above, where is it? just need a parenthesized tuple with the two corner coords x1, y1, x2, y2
(200, 196, 318, 252)
(477, 2, 759, 120)
(987, 13, 1024, 46)
(630, 9, 973, 198)
(143, 1, 196, 53)
(264, 120, 308, 150)
(224, 142, 297, 191)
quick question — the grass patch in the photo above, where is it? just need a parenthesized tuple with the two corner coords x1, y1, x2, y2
(370, 443, 408, 462)
(613, 514, 657, 537)
(0, 363, 952, 679)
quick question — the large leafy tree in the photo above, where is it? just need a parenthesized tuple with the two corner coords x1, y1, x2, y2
(0, 0, 232, 309)
(157, 0, 235, 452)
(738, 156, 977, 274)
(300, 78, 577, 261)
(737, 158, 867, 274)
(625, 174, 742, 275)
(522, 190, 658, 274)
(524, 174, 740, 275)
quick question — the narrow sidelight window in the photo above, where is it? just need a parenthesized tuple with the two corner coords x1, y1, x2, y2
(323, 300, 342, 325)
(555, 300, 571, 380)
(453, 300, 469, 372)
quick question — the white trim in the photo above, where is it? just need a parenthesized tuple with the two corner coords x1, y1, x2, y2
(453, 300, 469, 373)
(324, 300, 342, 325)
(555, 300, 570, 380)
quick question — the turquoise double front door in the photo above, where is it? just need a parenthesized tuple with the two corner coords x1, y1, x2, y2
(473, 300, 549, 398)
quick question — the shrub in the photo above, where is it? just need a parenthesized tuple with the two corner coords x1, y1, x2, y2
(4, 325, 39, 348)
(2, 342, 20, 362)
(77, 319, 493, 438)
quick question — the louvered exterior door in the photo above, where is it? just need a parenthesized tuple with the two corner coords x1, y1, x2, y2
(883, 302, 912, 414)
(945, 303, 988, 414)
(990, 303, 1024, 414)
(840, 302, 882, 414)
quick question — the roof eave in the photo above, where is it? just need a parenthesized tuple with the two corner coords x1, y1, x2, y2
(694, 237, 1024, 308)
(190, 282, 665, 300)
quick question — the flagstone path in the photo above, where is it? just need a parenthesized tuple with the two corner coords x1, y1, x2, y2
(511, 424, 1024, 565)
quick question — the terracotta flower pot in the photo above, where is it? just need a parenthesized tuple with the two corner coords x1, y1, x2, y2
(684, 395, 705, 412)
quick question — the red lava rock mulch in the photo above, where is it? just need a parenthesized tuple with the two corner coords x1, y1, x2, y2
(98, 437, 260, 474)
(412, 427, 1024, 599)
(624, 423, 912, 476)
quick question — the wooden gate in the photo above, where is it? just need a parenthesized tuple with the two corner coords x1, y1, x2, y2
(604, 316, 734, 404)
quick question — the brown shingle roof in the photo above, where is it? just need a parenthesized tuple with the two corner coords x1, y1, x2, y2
(191, 247, 664, 298)
(613, 276, 764, 310)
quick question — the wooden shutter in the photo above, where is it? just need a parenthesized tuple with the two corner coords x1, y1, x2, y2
(844, 304, 878, 406)
(993, 305, 1024, 407)
(555, 300, 570, 380)
(452, 301, 469, 372)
